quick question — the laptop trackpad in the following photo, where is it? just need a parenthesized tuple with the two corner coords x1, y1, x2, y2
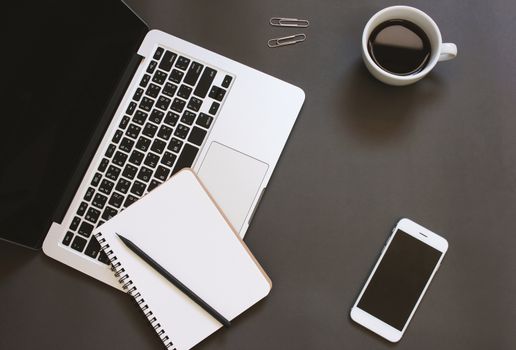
(197, 142, 268, 235)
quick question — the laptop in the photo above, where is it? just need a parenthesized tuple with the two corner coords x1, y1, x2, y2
(1, 0, 304, 289)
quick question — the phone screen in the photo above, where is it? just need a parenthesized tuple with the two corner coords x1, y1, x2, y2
(357, 229, 442, 330)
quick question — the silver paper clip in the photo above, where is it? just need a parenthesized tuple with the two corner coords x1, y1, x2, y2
(267, 33, 306, 48)
(269, 17, 310, 28)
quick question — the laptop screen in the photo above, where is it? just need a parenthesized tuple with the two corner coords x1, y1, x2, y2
(1, 0, 148, 248)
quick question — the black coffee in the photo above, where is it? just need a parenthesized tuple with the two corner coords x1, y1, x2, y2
(368, 19, 431, 75)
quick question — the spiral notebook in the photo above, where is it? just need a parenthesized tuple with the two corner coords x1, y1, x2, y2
(93, 169, 271, 350)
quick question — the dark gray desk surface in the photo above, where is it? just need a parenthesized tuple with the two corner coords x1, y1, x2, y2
(1, 0, 516, 349)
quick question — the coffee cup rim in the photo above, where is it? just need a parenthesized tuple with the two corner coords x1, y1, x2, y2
(362, 5, 442, 81)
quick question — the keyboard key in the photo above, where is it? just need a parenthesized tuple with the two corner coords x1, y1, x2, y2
(116, 178, 131, 194)
(181, 111, 196, 125)
(157, 125, 173, 140)
(184, 62, 204, 86)
(98, 179, 114, 195)
(101, 206, 118, 221)
(140, 74, 151, 88)
(84, 187, 95, 202)
(147, 179, 162, 192)
(171, 98, 186, 113)
(146, 83, 161, 98)
(159, 50, 177, 71)
(188, 126, 207, 146)
(177, 84, 192, 99)
(70, 217, 81, 231)
(105, 165, 121, 181)
(156, 96, 171, 111)
(78, 221, 94, 238)
(147, 60, 158, 74)
(119, 137, 135, 153)
(152, 70, 168, 85)
(129, 150, 145, 166)
(135, 136, 151, 152)
(144, 152, 160, 168)
(154, 165, 170, 181)
(169, 69, 184, 84)
(133, 110, 148, 125)
(126, 102, 137, 115)
(187, 97, 202, 112)
(137, 166, 153, 182)
(149, 109, 164, 124)
(62, 231, 74, 246)
(196, 112, 213, 129)
(71, 236, 87, 252)
(151, 139, 166, 154)
(175, 56, 190, 70)
(167, 138, 183, 153)
(112, 130, 123, 144)
(142, 123, 158, 138)
(153, 47, 164, 60)
(105, 144, 116, 158)
(108, 192, 124, 208)
(222, 75, 233, 88)
(130, 181, 146, 196)
(119, 116, 130, 130)
(97, 220, 105, 228)
(133, 87, 144, 102)
(163, 82, 178, 97)
(84, 237, 101, 259)
(91, 173, 102, 187)
(122, 164, 138, 180)
(85, 207, 101, 224)
(126, 123, 141, 139)
(161, 152, 177, 167)
(172, 144, 199, 175)
(98, 250, 111, 265)
(98, 158, 109, 173)
(112, 151, 128, 167)
(92, 193, 108, 209)
(164, 111, 179, 127)
(139, 96, 154, 112)
(174, 124, 190, 139)
(77, 202, 88, 216)
(194, 67, 217, 98)
(124, 194, 138, 208)
(209, 101, 220, 115)
(209, 86, 226, 101)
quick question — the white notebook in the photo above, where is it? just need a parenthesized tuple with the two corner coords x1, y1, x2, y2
(93, 169, 271, 350)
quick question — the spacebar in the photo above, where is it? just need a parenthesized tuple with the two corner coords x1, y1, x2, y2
(172, 144, 199, 176)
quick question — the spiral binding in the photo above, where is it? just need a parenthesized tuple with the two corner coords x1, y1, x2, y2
(95, 232, 176, 349)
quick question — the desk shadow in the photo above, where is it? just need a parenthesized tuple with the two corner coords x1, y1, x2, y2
(0, 240, 39, 281)
(338, 60, 445, 144)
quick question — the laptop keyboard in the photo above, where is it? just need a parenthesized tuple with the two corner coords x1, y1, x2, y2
(61, 46, 234, 264)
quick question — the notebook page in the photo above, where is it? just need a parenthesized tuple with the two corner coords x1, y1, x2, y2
(95, 170, 271, 350)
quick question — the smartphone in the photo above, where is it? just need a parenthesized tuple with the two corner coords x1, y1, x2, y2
(350, 218, 448, 342)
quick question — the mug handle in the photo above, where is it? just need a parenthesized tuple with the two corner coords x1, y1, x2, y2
(439, 43, 457, 62)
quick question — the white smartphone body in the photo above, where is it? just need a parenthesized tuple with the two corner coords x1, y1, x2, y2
(350, 218, 448, 342)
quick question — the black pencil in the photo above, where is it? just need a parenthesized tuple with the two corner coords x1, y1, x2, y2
(115, 233, 231, 328)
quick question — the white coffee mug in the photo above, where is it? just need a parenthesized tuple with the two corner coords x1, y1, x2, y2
(362, 6, 457, 86)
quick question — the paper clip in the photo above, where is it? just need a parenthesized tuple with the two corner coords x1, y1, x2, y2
(267, 34, 306, 48)
(269, 17, 310, 28)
